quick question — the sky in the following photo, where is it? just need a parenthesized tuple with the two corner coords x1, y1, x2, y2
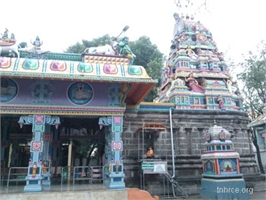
(1, 0, 266, 72)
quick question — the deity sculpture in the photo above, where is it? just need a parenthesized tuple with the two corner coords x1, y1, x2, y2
(146, 146, 154, 158)
(31, 36, 43, 50)
(185, 73, 205, 93)
(2, 28, 8, 42)
(217, 95, 224, 109)
(118, 37, 135, 65)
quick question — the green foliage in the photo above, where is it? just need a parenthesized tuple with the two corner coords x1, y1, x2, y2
(82, 34, 112, 48)
(237, 40, 266, 120)
(129, 36, 163, 101)
(65, 34, 112, 53)
(65, 42, 86, 53)
(65, 35, 164, 101)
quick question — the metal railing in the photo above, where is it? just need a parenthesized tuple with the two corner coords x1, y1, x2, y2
(1, 167, 8, 186)
(6, 167, 28, 187)
(72, 166, 90, 185)
(72, 166, 103, 185)
(89, 166, 103, 184)
(60, 166, 74, 185)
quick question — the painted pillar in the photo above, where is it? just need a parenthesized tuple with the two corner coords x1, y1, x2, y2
(99, 116, 125, 189)
(42, 125, 52, 186)
(18, 115, 60, 192)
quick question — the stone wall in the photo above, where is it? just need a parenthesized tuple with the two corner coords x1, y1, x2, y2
(122, 109, 260, 195)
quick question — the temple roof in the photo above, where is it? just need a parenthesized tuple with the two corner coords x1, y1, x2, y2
(0, 54, 157, 105)
(248, 106, 266, 127)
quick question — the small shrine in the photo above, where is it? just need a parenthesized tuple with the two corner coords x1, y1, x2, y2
(199, 121, 250, 199)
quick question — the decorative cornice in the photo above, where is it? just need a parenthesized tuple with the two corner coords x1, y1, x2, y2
(0, 105, 126, 116)
(1, 71, 157, 83)
(0, 56, 156, 83)
(20, 50, 82, 61)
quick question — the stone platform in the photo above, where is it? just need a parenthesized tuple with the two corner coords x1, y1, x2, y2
(0, 184, 159, 200)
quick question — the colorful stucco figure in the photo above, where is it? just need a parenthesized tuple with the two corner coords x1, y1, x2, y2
(226, 76, 235, 93)
(31, 36, 43, 50)
(185, 73, 205, 93)
(2, 28, 9, 42)
(119, 37, 135, 65)
(0, 29, 19, 57)
(186, 45, 198, 60)
(10, 33, 15, 39)
(217, 95, 224, 109)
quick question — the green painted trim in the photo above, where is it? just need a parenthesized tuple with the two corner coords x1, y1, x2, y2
(20, 50, 82, 61)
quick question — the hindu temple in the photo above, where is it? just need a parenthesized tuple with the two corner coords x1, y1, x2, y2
(0, 1, 264, 199)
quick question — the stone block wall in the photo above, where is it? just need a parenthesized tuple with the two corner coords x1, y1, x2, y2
(122, 109, 260, 195)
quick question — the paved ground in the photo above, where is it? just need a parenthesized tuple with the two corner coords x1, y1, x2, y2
(1, 182, 265, 200)
(159, 190, 266, 200)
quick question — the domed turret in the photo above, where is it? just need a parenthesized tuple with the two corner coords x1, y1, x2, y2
(204, 121, 233, 151)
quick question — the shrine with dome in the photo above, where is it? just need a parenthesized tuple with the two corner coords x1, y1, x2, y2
(200, 121, 250, 199)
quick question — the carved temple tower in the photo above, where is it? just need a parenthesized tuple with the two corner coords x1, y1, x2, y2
(155, 12, 243, 110)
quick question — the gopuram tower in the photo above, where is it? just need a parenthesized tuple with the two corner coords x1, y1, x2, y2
(155, 2, 242, 108)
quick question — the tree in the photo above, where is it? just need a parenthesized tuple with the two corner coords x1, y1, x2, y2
(65, 35, 164, 101)
(237, 41, 266, 174)
(65, 42, 86, 53)
(250, 129, 265, 174)
(129, 36, 164, 101)
(237, 40, 266, 120)
(65, 34, 113, 54)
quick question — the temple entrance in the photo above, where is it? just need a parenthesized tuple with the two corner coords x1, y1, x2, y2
(2, 115, 127, 189)
(1, 116, 105, 182)
(18, 144, 31, 167)
(51, 117, 106, 181)
(57, 138, 105, 171)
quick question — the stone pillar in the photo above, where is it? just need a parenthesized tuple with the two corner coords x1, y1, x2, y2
(197, 128, 205, 155)
(18, 115, 60, 192)
(185, 128, 192, 155)
(99, 116, 125, 189)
